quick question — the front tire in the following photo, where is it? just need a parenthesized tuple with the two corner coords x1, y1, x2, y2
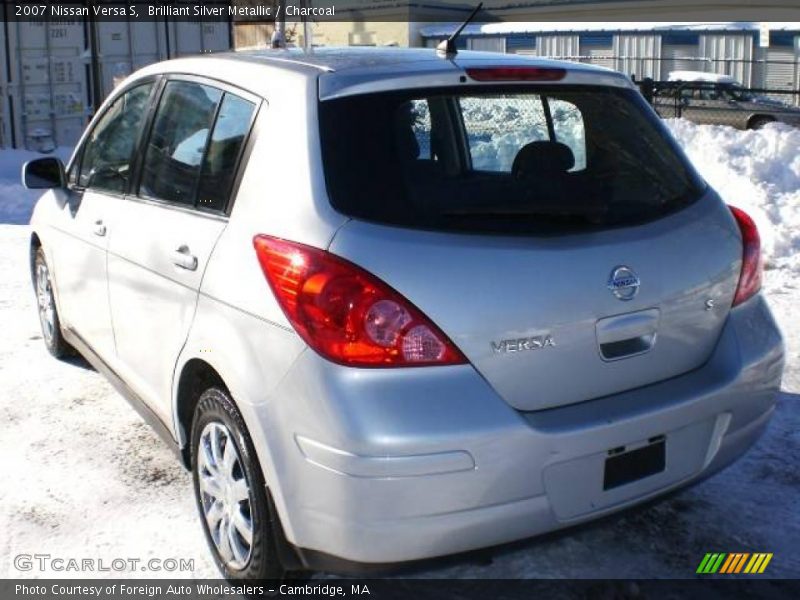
(34, 247, 72, 358)
(191, 387, 286, 580)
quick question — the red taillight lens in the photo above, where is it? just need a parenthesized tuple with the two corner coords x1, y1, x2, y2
(465, 66, 567, 82)
(253, 235, 467, 367)
(729, 206, 763, 307)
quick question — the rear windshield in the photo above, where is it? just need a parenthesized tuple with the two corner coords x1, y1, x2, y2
(318, 85, 706, 234)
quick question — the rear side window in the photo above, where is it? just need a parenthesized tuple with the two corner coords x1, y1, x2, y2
(139, 81, 255, 211)
(196, 94, 256, 212)
(319, 86, 705, 235)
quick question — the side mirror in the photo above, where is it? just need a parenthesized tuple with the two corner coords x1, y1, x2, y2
(22, 157, 66, 189)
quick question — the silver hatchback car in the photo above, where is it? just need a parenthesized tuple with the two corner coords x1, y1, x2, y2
(24, 48, 784, 579)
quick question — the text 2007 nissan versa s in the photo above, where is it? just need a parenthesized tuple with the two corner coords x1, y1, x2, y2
(23, 47, 784, 579)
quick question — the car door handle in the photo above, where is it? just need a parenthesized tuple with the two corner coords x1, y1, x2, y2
(171, 246, 198, 271)
(93, 220, 106, 237)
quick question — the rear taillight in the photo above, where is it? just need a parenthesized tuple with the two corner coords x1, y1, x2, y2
(465, 66, 567, 82)
(729, 206, 762, 307)
(253, 235, 467, 367)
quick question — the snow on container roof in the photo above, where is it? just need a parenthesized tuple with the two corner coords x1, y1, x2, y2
(420, 21, 800, 38)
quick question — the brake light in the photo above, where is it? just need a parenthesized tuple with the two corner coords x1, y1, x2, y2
(252, 235, 467, 367)
(729, 206, 762, 307)
(465, 66, 567, 82)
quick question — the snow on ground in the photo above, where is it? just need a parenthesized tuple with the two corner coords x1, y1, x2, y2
(0, 148, 73, 225)
(0, 119, 798, 581)
(666, 120, 800, 291)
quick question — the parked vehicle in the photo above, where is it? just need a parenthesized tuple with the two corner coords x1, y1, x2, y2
(24, 47, 784, 579)
(655, 71, 800, 129)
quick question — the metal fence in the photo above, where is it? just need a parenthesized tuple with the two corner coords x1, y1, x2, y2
(635, 80, 800, 130)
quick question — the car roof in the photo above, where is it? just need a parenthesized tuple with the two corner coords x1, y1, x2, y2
(132, 46, 634, 101)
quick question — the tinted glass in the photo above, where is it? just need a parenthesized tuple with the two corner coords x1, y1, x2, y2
(319, 86, 705, 235)
(196, 93, 255, 212)
(79, 82, 153, 193)
(139, 81, 222, 205)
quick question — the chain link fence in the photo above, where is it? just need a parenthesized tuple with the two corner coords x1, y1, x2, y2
(635, 79, 800, 130)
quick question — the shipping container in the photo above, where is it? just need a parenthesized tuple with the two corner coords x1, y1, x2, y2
(614, 34, 661, 80)
(1, 18, 232, 149)
(699, 33, 754, 86)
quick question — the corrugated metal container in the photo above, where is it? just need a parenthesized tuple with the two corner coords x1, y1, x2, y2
(538, 35, 580, 59)
(754, 34, 797, 88)
(754, 34, 799, 105)
(1, 19, 231, 149)
(6, 20, 89, 151)
(1, 21, 10, 147)
(699, 33, 753, 85)
(580, 34, 615, 69)
(662, 45, 701, 77)
(505, 35, 536, 55)
(467, 37, 505, 53)
(167, 20, 231, 57)
(614, 34, 661, 79)
(95, 21, 169, 97)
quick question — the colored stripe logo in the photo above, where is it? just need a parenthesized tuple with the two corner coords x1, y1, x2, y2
(697, 553, 773, 574)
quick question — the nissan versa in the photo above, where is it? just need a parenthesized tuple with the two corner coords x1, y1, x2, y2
(23, 47, 784, 579)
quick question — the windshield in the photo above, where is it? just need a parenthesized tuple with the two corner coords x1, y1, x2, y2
(319, 85, 706, 234)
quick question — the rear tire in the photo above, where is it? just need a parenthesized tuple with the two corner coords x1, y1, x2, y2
(33, 247, 73, 359)
(748, 116, 774, 130)
(191, 387, 287, 580)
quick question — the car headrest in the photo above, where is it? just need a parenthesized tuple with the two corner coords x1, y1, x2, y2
(512, 141, 575, 179)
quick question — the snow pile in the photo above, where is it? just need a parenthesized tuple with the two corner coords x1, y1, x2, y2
(665, 119, 800, 282)
(0, 148, 72, 224)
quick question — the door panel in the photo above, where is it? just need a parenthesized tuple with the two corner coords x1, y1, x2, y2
(52, 81, 156, 361)
(106, 79, 255, 420)
(52, 189, 115, 359)
(107, 200, 226, 420)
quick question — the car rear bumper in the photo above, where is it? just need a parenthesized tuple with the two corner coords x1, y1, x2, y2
(254, 294, 783, 566)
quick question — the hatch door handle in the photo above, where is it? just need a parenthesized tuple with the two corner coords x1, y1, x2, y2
(596, 309, 660, 361)
(92, 219, 106, 237)
(171, 245, 198, 271)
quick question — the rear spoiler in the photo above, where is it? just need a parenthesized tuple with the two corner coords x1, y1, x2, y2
(318, 61, 635, 101)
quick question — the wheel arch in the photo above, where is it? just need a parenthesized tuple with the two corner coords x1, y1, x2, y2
(174, 357, 228, 469)
(29, 231, 42, 286)
(747, 114, 774, 129)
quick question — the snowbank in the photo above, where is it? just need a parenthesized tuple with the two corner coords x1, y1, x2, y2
(664, 119, 800, 283)
(0, 148, 72, 224)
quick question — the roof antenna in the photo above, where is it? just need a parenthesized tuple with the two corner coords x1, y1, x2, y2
(437, 2, 483, 58)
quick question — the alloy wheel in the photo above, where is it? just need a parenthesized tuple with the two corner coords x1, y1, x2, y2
(197, 422, 254, 570)
(36, 262, 56, 345)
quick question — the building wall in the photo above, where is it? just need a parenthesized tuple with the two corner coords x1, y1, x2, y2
(296, 21, 412, 48)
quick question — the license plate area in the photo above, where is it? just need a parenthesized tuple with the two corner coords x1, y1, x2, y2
(603, 436, 666, 491)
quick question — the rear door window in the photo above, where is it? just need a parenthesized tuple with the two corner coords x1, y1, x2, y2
(319, 85, 705, 235)
(139, 81, 222, 206)
(138, 80, 255, 212)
